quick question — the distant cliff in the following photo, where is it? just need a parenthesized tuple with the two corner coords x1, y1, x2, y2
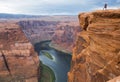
(19, 20, 80, 53)
(0, 21, 39, 82)
(68, 10, 120, 82)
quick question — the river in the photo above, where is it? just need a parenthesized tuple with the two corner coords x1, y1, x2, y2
(37, 41, 72, 82)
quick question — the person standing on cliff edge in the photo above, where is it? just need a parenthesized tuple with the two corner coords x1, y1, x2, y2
(103, 3, 107, 10)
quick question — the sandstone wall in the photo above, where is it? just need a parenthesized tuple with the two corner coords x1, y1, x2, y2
(0, 21, 39, 82)
(68, 10, 120, 82)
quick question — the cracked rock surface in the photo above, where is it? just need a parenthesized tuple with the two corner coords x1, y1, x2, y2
(68, 10, 120, 82)
(0, 21, 39, 82)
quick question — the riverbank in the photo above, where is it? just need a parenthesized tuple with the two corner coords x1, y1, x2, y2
(41, 50, 53, 60)
(34, 40, 72, 55)
(39, 61, 55, 82)
(34, 40, 72, 82)
(49, 43, 72, 55)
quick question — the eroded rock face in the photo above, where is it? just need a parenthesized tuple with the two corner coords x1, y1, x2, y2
(51, 21, 80, 53)
(107, 76, 120, 82)
(68, 10, 120, 82)
(0, 21, 39, 82)
(19, 20, 58, 44)
(19, 20, 80, 53)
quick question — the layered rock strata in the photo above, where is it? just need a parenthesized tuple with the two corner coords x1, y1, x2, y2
(107, 76, 120, 82)
(0, 21, 39, 82)
(68, 10, 120, 82)
(19, 20, 80, 53)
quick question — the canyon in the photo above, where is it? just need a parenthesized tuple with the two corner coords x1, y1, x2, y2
(0, 21, 39, 82)
(0, 15, 80, 82)
(0, 9, 120, 82)
(19, 19, 80, 53)
(68, 10, 120, 82)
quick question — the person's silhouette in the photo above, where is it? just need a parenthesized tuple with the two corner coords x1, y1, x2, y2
(103, 3, 107, 10)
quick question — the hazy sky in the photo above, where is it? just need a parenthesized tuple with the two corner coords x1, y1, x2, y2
(0, 0, 120, 15)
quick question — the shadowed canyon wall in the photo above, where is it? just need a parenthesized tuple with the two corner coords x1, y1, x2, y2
(19, 20, 80, 53)
(0, 21, 39, 82)
(68, 10, 120, 82)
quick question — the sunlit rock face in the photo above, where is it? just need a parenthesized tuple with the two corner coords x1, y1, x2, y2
(0, 21, 39, 82)
(68, 10, 120, 82)
(107, 76, 120, 82)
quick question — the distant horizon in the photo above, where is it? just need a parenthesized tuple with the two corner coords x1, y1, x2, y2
(0, 0, 120, 15)
(0, 13, 78, 16)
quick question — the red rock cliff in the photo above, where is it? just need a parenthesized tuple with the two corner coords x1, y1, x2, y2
(68, 10, 120, 82)
(0, 21, 39, 82)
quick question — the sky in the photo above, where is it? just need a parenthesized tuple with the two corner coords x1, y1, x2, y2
(0, 0, 120, 15)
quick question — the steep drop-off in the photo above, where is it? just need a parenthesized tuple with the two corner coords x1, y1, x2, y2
(0, 21, 39, 82)
(68, 10, 120, 82)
